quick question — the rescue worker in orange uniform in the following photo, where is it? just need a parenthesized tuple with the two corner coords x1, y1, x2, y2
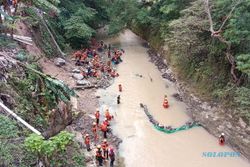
(219, 133, 225, 145)
(96, 145, 103, 166)
(92, 122, 98, 144)
(95, 109, 100, 125)
(101, 139, 109, 160)
(101, 122, 108, 139)
(118, 84, 122, 92)
(163, 95, 169, 108)
(103, 118, 110, 127)
(111, 70, 118, 78)
(84, 134, 91, 151)
(73, 50, 82, 60)
(80, 53, 87, 62)
(105, 109, 112, 121)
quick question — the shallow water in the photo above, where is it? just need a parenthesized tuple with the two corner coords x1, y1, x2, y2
(97, 30, 250, 167)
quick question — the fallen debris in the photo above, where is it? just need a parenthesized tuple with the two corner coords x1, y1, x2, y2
(72, 73, 84, 80)
(54, 57, 66, 67)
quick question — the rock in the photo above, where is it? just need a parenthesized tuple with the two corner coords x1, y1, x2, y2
(162, 73, 176, 82)
(160, 69, 166, 73)
(72, 73, 84, 80)
(163, 59, 167, 65)
(239, 118, 247, 128)
(172, 93, 183, 101)
(72, 69, 81, 73)
(76, 80, 90, 86)
(246, 127, 250, 135)
(226, 122, 232, 129)
(54, 58, 66, 67)
(85, 156, 92, 163)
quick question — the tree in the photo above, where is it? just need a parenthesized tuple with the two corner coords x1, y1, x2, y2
(63, 7, 96, 48)
(107, 0, 139, 34)
(203, 0, 247, 83)
(25, 131, 74, 166)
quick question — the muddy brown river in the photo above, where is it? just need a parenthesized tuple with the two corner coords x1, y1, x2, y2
(97, 30, 250, 167)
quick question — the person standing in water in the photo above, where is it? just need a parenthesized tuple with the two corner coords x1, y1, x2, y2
(117, 95, 120, 104)
(109, 147, 115, 167)
(219, 133, 225, 145)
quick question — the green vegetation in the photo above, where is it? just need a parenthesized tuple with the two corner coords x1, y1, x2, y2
(33, 0, 111, 49)
(1, 0, 250, 166)
(25, 131, 77, 166)
(0, 61, 82, 166)
(107, 0, 250, 124)
(0, 115, 36, 166)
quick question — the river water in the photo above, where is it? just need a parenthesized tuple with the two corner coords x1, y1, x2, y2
(97, 30, 250, 167)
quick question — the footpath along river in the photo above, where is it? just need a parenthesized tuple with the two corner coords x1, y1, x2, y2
(97, 30, 250, 167)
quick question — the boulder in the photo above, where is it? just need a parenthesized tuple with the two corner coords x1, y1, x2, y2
(76, 80, 90, 86)
(72, 73, 83, 80)
(54, 58, 66, 67)
(72, 69, 81, 73)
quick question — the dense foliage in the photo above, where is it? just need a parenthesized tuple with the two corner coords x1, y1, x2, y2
(0, 115, 37, 166)
(24, 131, 78, 166)
(42, 0, 110, 48)
(108, 0, 250, 123)
(90, 0, 250, 123)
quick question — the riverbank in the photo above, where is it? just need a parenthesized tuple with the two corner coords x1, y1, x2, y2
(38, 53, 123, 166)
(146, 47, 250, 160)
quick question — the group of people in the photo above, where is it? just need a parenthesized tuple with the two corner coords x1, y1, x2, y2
(83, 108, 115, 167)
(75, 39, 125, 167)
(72, 39, 124, 79)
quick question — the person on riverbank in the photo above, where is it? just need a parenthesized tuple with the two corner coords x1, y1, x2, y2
(117, 95, 120, 104)
(103, 118, 110, 127)
(101, 139, 109, 160)
(108, 50, 111, 58)
(108, 44, 111, 51)
(109, 147, 115, 167)
(95, 109, 100, 125)
(105, 109, 112, 121)
(118, 84, 122, 92)
(92, 122, 98, 144)
(96, 145, 104, 166)
(101, 122, 108, 138)
(84, 134, 91, 151)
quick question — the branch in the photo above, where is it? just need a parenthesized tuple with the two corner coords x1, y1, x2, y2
(204, 0, 215, 33)
(204, 0, 242, 35)
(218, 0, 243, 32)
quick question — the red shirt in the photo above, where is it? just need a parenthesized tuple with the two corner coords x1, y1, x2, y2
(101, 124, 107, 132)
(95, 112, 100, 119)
(84, 137, 90, 145)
